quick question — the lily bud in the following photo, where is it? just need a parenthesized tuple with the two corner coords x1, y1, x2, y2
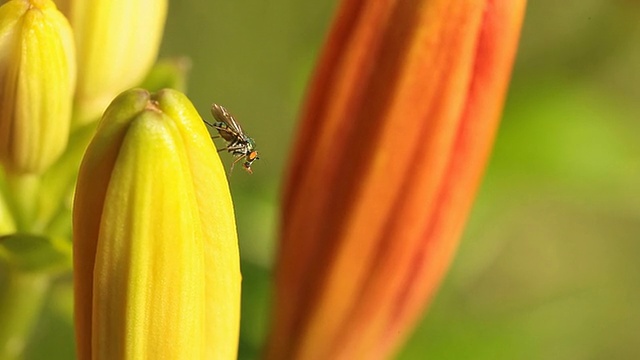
(61, 0, 168, 124)
(266, 0, 526, 358)
(73, 88, 241, 359)
(0, 0, 75, 174)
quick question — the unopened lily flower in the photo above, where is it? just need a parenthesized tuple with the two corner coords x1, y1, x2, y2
(266, 0, 526, 359)
(0, 0, 75, 174)
(73, 89, 241, 359)
(59, 0, 168, 124)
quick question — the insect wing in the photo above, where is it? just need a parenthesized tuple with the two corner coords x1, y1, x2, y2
(211, 104, 244, 134)
(213, 124, 240, 143)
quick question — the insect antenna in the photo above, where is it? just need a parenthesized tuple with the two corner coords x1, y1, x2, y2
(255, 152, 267, 167)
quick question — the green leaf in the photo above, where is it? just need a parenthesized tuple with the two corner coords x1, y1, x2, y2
(0, 233, 71, 274)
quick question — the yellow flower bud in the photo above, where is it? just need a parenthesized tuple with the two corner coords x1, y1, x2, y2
(73, 89, 241, 359)
(0, 0, 76, 174)
(62, 0, 168, 124)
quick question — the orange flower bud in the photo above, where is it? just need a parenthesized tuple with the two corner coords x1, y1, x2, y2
(266, 1, 526, 358)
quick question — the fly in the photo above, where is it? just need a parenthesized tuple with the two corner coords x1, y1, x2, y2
(205, 103, 259, 174)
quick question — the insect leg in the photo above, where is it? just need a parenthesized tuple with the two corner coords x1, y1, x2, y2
(217, 143, 245, 153)
(229, 155, 246, 173)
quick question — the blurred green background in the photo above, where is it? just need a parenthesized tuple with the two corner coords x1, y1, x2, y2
(25, 0, 640, 359)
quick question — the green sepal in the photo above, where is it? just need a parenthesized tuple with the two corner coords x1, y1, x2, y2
(139, 57, 191, 93)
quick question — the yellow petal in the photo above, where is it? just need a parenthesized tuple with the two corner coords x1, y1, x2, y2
(155, 89, 242, 360)
(93, 110, 206, 359)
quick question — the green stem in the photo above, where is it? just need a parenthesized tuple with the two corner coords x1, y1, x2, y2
(38, 120, 97, 234)
(4, 174, 40, 233)
(0, 270, 50, 360)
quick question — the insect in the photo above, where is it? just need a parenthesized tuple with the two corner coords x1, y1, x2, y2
(205, 103, 259, 174)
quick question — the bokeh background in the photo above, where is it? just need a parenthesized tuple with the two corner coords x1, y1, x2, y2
(25, 0, 640, 359)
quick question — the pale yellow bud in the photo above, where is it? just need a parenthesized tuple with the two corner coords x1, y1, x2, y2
(0, 0, 76, 174)
(61, 0, 168, 124)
